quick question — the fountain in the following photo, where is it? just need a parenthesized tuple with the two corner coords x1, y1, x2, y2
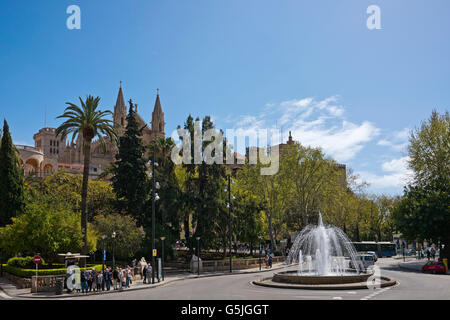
(253, 212, 397, 289)
(272, 213, 372, 285)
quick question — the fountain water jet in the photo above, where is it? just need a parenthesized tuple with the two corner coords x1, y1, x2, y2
(285, 212, 362, 276)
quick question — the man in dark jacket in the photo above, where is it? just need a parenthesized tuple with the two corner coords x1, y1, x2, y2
(104, 267, 112, 291)
(143, 264, 147, 284)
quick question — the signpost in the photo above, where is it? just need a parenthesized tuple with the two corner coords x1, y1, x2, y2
(34, 255, 42, 293)
(153, 249, 157, 257)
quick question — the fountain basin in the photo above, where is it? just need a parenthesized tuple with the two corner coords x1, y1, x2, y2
(273, 270, 372, 285)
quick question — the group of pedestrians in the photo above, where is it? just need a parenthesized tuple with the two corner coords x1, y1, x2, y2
(72, 265, 136, 295)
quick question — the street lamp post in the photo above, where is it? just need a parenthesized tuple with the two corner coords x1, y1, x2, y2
(196, 237, 201, 277)
(149, 154, 160, 285)
(259, 240, 262, 271)
(101, 234, 106, 274)
(160, 237, 166, 281)
(112, 231, 116, 271)
(227, 174, 232, 273)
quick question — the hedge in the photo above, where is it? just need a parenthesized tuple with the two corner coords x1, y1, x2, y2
(2, 264, 103, 278)
(7, 256, 46, 269)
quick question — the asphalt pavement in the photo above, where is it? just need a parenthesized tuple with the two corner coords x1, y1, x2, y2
(1, 258, 448, 300)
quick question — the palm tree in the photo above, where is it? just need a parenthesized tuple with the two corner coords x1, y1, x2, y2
(56, 95, 117, 255)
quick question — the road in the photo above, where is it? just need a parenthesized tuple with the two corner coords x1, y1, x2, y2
(51, 258, 449, 301)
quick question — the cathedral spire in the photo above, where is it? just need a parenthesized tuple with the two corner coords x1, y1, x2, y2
(114, 84, 127, 129)
(115, 85, 126, 113)
(151, 89, 165, 135)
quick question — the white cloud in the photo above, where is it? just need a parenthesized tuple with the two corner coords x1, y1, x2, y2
(226, 96, 380, 162)
(357, 156, 413, 190)
(377, 128, 410, 152)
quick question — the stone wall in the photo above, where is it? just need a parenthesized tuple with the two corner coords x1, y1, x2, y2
(31, 275, 65, 293)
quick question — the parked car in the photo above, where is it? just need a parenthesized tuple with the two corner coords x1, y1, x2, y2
(367, 251, 378, 262)
(422, 261, 446, 274)
(349, 254, 375, 270)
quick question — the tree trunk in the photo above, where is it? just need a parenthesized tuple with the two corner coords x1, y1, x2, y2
(81, 140, 92, 258)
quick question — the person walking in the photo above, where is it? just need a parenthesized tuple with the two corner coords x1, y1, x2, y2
(125, 266, 131, 288)
(113, 267, 119, 290)
(104, 267, 111, 291)
(268, 254, 273, 268)
(97, 271, 103, 292)
(147, 264, 152, 282)
(143, 262, 147, 284)
(81, 269, 88, 295)
(427, 249, 431, 261)
(87, 269, 93, 292)
(132, 259, 137, 278)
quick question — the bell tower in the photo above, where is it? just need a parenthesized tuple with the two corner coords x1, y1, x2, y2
(151, 89, 165, 138)
(113, 83, 127, 135)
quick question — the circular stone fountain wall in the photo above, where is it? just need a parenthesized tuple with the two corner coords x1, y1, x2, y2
(272, 270, 372, 285)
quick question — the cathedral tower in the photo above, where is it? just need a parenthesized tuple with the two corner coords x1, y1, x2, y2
(151, 89, 165, 139)
(113, 84, 127, 134)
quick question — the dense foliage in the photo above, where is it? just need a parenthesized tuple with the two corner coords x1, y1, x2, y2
(111, 101, 150, 226)
(393, 110, 450, 259)
(0, 120, 25, 226)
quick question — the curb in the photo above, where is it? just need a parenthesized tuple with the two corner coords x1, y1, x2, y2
(5, 264, 288, 299)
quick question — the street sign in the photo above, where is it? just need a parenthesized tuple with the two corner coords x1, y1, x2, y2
(33, 256, 42, 264)
(103, 250, 106, 261)
(153, 249, 157, 257)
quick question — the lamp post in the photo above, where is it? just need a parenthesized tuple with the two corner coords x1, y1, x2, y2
(112, 231, 116, 271)
(259, 239, 262, 271)
(101, 234, 106, 274)
(160, 237, 166, 281)
(196, 237, 201, 277)
(226, 174, 233, 273)
(149, 154, 160, 285)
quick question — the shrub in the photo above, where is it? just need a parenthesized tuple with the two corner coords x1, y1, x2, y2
(2, 264, 102, 278)
(7, 256, 46, 268)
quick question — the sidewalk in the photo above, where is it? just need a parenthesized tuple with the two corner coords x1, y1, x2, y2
(0, 262, 288, 299)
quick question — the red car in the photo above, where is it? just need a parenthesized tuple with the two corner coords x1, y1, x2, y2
(422, 261, 447, 274)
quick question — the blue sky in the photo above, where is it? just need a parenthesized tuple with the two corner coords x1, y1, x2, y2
(0, 0, 449, 195)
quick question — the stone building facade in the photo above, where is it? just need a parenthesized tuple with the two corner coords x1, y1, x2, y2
(17, 86, 165, 179)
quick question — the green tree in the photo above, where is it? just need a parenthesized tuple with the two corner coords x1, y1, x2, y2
(408, 110, 449, 188)
(0, 198, 97, 263)
(176, 115, 228, 252)
(394, 110, 450, 259)
(34, 171, 116, 219)
(148, 137, 182, 249)
(0, 120, 25, 226)
(93, 213, 145, 260)
(55, 95, 116, 255)
(111, 100, 149, 226)
(232, 192, 265, 255)
(393, 182, 449, 256)
(237, 158, 286, 251)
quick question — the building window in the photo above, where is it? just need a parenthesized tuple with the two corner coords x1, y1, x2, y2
(50, 140, 52, 146)
(121, 117, 124, 126)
